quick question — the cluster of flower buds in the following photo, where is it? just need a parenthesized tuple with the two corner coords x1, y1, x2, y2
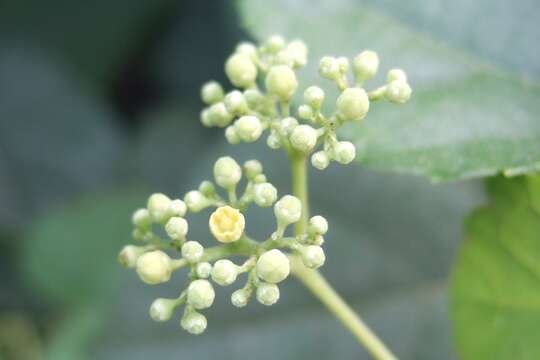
(119, 156, 329, 335)
(199, 35, 411, 170)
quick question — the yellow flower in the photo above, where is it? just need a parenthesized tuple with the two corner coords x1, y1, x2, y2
(209, 206, 245, 243)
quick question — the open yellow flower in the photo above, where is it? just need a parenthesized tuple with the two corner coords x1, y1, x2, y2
(209, 206, 245, 243)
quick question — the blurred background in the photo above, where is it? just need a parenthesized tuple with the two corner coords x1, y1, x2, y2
(2, 0, 534, 359)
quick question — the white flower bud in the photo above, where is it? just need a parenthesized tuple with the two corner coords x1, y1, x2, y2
(266, 132, 282, 149)
(213, 156, 242, 188)
(209, 206, 245, 243)
(309, 215, 328, 235)
(132, 208, 152, 229)
(289, 124, 317, 153)
(198, 181, 216, 197)
(201, 81, 224, 105)
(169, 199, 187, 217)
(265, 65, 298, 101)
(286, 40, 308, 67)
(225, 53, 257, 88)
(385, 80, 412, 104)
(225, 126, 241, 144)
(200, 108, 212, 127)
(207, 102, 233, 127)
(256, 283, 280, 306)
(181, 311, 207, 335)
(211, 259, 238, 286)
(256, 249, 290, 283)
(165, 216, 189, 240)
(231, 289, 249, 307)
(243, 159, 263, 179)
(224, 90, 248, 115)
(336, 88, 369, 121)
(243, 88, 263, 107)
(333, 141, 356, 164)
(297, 104, 313, 120)
(187, 279, 215, 309)
(303, 86, 325, 109)
(132, 228, 149, 241)
(147, 193, 172, 223)
(387, 68, 407, 83)
(353, 51, 379, 81)
(184, 191, 210, 213)
(234, 115, 263, 142)
(337, 57, 349, 73)
(274, 50, 294, 67)
(149, 298, 177, 322)
(278, 117, 298, 136)
(265, 35, 285, 53)
(253, 174, 267, 184)
(196, 262, 212, 279)
(181, 241, 204, 263)
(253, 182, 278, 207)
(236, 42, 258, 61)
(118, 245, 146, 268)
(319, 56, 340, 79)
(136, 250, 172, 285)
(274, 195, 302, 225)
(300, 245, 326, 269)
(313, 235, 325, 246)
(311, 151, 330, 170)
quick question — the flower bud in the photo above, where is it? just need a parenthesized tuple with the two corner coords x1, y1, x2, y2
(253, 174, 267, 184)
(256, 249, 290, 283)
(213, 156, 242, 189)
(211, 259, 238, 286)
(275, 50, 294, 67)
(274, 195, 302, 225)
(286, 40, 308, 67)
(386, 68, 407, 83)
(266, 132, 282, 149)
(303, 86, 325, 109)
(147, 193, 172, 223)
(253, 182, 278, 207)
(319, 56, 340, 79)
(187, 279, 215, 309)
(196, 262, 212, 279)
(385, 80, 412, 104)
(132, 228, 149, 241)
(265, 65, 298, 101)
(311, 151, 330, 170)
(265, 35, 285, 53)
(290, 124, 317, 153)
(118, 245, 146, 268)
(243, 88, 263, 107)
(300, 245, 326, 269)
(256, 283, 280, 306)
(198, 181, 216, 197)
(336, 88, 369, 121)
(136, 250, 172, 285)
(309, 215, 328, 235)
(353, 50, 379, 81)
(234, 115, 263, 142)
(313, 235, 325, 246)
(225, 53, 257, 88)
(243, 159, 263, 180)
(337, 57, 349, 73)
(236, 42, 258, 61)
(298, 104, 313, 120)
(149, 298, 177, 322)
(209, 206, 245, 243)
(278, 117, 298, 136)
(333, 141, 356, 164)
(184, 191, 210, 213)
(181, 311, 207, 335)
(225, 126, 241, 144)
(200, 108, 212, 127)
(132, 208, 152, 229)
(207, 102, 233, 127)
(165, 216, 188, 240)
(201, 81, 224, 105)
(169, 199, 187, 217)
(181, 241, 204, 263)
(224, 90, 248, 115)
(231, 289, 249, 308)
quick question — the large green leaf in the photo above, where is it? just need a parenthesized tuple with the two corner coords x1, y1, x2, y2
(237, 0, 540, 181)
(451, 175, 540, 360)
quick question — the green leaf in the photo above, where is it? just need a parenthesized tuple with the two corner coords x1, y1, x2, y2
(451, 176, 540, 360)
(237, 0, 540, 181)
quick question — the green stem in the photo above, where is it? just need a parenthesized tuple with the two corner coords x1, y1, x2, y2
(289, 152, 398, 360)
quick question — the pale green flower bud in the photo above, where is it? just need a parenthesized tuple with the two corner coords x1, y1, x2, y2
(225, 125, 241, 144)
(265, 35, 285, 53)
(187, 279, 215, 309)
(253, 182, 278, 207)
(274, 50, 294, 67)
(274, 195, 302, 225)
(253, 174, 267, 184)
(147, 193, 172, 223)
(136, 250, 172, 285)
(236, 42, 258, 61)
(200, 108, 212, 127)
(209, 206, 245, 243)
(289, 124, 317, 153)
(169, 199, 187, 217)
(211, 259, 238, 286)
(207, 102, 233, 127)
(385, 80, 412, 104)
(165, 216, 189, 240)
(303, 86, 325, 109)
(265, 65, 298, 101)
(313, 235, 325, 246)
(309, 215, 328, 235)
(213, 156, 242, 188)
(231, 289, 249, 307)
(333, 141, 356, 164)
(224, 90, 248, 115)
(196, 262, 212, 279)
(198, 181, 216, 197)
(225, 53, 257, 88)
(256, 283, 280, 306)
(201, 81, 224, 105)
(337, 57, 349, 73)
(386, 68, 407, 83)
(353, 50, 379, 81)
(234, 115, 263, 142)
(118, 245, 146, 268)
(278, 117, 298, 136)
(132, 208, 152, 229)
(149, 298, 177, 322)
(336, 88, 369, 121)
(319, 56, 340, 79)
(286, 40, 308, 68)
(243, 160, 263, 179)
(256, 249, 290, 283)
(181, 241, 204, 263)
(311, 151, 329, 170)
(266, 132, 281, 149)
(300, 245, 326, 269)
(243, 88, 263, 107)
(132, 228, 149, 241)
(184, 191, 210, 213)
(298, 104, 313, 120)
(181, 311, 207, 335)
